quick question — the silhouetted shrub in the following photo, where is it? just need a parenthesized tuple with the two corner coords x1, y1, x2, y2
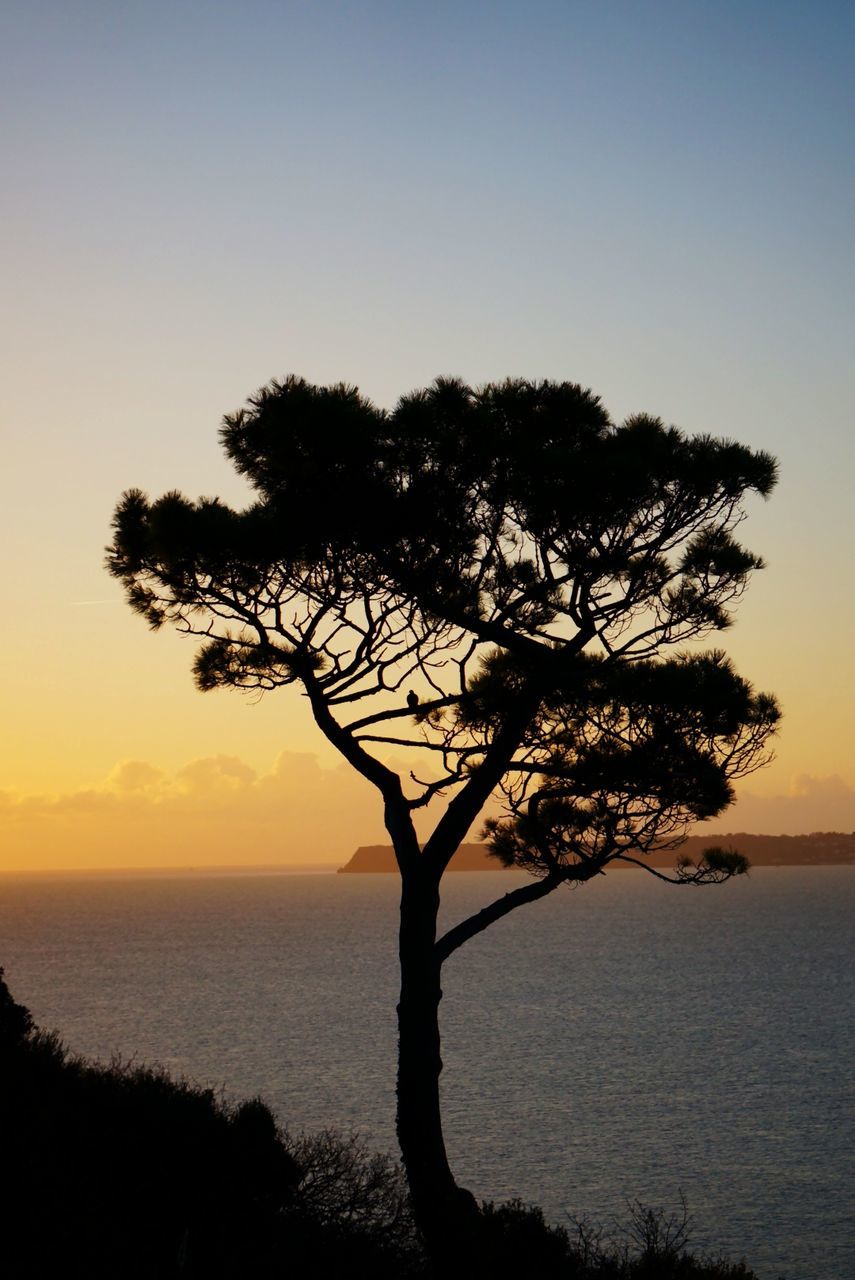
(282, 1127, 421, 1275)
(475, 1194, 765, 1280)
(480, 1198, 577, 1278)
(565, 1197, 765, 1280)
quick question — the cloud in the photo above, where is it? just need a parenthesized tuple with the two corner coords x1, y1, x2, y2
(0, 750, 392, 871)
(109, 761, 166, 793)
(788, 773, 853, 799)
(696, 774, 855, 837)
(176, 755, 257, 794)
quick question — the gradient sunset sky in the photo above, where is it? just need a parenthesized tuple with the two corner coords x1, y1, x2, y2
(3, 1, 854, 869)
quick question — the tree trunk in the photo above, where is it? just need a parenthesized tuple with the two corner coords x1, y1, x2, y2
(396, 867, 481, 1276)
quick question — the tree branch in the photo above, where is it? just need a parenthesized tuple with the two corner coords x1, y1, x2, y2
(435, 861, 602, 964)
(301, 670, 422, 873)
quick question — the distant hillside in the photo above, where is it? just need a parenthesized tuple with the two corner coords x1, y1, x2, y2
(339, 844, 498, 873)
(339, 833, 855, 872)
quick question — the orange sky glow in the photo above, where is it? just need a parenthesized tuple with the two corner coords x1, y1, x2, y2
(3, 3, 854, 870)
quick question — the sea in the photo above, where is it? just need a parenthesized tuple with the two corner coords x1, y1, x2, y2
(0, 866, 852, 1280)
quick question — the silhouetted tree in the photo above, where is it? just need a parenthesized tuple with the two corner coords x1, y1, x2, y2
(108, 376, 779, 1274)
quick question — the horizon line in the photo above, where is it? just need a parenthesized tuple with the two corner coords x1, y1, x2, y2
(0, 861, 342, 879)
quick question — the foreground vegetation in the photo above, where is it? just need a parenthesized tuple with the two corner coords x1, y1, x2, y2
(1, 969, 767, 1278)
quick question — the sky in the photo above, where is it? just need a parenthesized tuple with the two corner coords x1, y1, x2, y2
(2, 0, 854, 869)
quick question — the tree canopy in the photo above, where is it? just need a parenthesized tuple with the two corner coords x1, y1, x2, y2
(109, 376, 778, 892)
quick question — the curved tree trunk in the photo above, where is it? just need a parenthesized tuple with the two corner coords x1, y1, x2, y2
(396, 868, 481, 1276)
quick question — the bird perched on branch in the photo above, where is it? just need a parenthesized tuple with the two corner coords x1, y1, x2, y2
(406, 690, 419, 711)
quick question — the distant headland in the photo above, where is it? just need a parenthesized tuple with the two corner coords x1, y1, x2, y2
(339, 833, 855, 873)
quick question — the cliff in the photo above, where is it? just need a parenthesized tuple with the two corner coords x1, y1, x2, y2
(338, 832, 855, 872)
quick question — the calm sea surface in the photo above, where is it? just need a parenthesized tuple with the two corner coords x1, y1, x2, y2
(0, 867, 852, 1279)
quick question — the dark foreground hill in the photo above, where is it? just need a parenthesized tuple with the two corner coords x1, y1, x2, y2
(339, 832, 855, 872)
(0, 968, 419, 1280)
(0, 968, 767, 1279)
